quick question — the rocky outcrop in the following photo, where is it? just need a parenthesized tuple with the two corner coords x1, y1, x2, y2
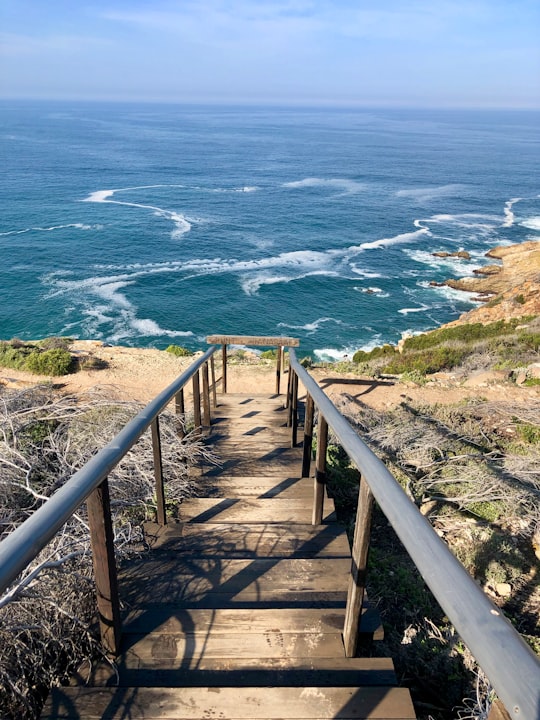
(441, 241, 540, 325)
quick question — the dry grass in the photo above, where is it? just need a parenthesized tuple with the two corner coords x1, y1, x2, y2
(0, 384, 217, 719)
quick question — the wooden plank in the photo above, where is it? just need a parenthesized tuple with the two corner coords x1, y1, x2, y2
(207, 335, 300, 347)
(42, 685, 416, 719)
(194, 477, 316, 499)
(119, 557, 350, 607)
(122, 608, 358, 635)
(143, 522, 350, 558)
(121, 630, 349, 661)
(177, 498, 336, 524)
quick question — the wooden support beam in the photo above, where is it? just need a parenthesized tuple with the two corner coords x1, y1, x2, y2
(86, 479, 121, 656)
(192, 371, 202, 428)
(201, 362, 211, 428)
(312, 415, 328, 525)
(210, 355, 217, 407)
(302, 393, 314, 478)
(291, 372, 299, 447)
(275, 346, 283, 395)
(151, 417, 166, 526)
(222, 345, 227, 394)
(343, 475, 374, 657)
(175, 388, 185, 440)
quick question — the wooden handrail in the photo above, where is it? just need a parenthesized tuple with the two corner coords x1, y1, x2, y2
(207, 335, 299, 395)
(287, 348, 540, 720)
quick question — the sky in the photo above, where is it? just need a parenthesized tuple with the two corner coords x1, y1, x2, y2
(0, 0, 539, 108)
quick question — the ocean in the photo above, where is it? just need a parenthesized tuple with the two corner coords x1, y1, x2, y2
(1, 102, 539, 360)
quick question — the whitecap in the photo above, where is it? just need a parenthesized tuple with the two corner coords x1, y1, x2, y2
(398, 304, 431, 315)
(350, 228, 430, 252)
(503, 197, 522, 227)
(396, 184, 465, 203)
(278, 317, 344, 334)
(521, 217, 540, 231)
(82, 186, 192, 238)
(283, 177, 365, 195)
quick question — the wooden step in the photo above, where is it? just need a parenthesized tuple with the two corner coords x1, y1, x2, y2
(42, 685, 416, 719)
(120, 557, 350, 608)
(143, 521, 350, 558)
(194, 476, 315, 499)
(177, 498, 335, 524)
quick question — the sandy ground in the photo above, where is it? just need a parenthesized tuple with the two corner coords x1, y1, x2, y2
(1, 340, 537, 411)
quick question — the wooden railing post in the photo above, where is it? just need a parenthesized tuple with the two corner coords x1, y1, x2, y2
(192, 371, 202, 429)
(222, 344, 228, 393)
(175, 388, 185, 440)
(291, 372, 298, 447)
(202, 362, 211, 428)
(302, 393, 314, 478)
(275, 346, 283, 395)
(312, 415, 328, 525)
(343, 474, 374, 657)
(86, 478, 121, 656)
(151, 417, 167, 525)
(210, 355, 217, 407)
(286, 361, 293, 410)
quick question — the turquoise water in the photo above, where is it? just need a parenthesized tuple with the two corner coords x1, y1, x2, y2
(1, 102, 539, 358)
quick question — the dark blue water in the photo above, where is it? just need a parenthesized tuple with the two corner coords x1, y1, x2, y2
(1, 102, 539, 358)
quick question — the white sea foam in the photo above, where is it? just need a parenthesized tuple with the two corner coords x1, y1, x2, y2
(278, 317, 343, 334)
(82, 186, 192, 238)
(403, 248, 484, 275)
(521, 217, 540, 231)
(396, 184, 465, 203)
(503, 197, 522, 227)
(398, 304, 431, 315)
(351, 228, 429, 252)
(314, 347, 357, 362)
(283, 177, 365, 195)
(0, 223, 99, 236)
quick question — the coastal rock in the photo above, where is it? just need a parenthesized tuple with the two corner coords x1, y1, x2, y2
(439, 241, 540, 325)
(514, 363, 540, 386)
(472, 264, 501, 276)
(432, 250, 471, 260)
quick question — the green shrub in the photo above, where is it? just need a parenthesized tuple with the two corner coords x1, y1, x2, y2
(300, 356, 312, 368)
(401, 320, 522, 351)
(260, 349, 277, 360)
(25, 348, 73, 376)
(352, 344, 395, 363)
(383, 346, 466, 376)
(515, 294, 525, 305)
(0, 343, 32, 370)
(165, 345, 193, 357)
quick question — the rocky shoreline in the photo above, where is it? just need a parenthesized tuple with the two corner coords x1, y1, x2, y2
(435, 240, 540, 325)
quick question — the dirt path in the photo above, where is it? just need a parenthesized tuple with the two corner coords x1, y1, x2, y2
(1, 340, 537, 410)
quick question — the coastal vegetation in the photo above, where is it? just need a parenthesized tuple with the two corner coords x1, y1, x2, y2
(350, 316, 540, 380)
(0, 386, 216, 719)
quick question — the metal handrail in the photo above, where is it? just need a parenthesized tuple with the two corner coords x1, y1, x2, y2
(288, 348, 540, 720)
(0, 346, 217, 597)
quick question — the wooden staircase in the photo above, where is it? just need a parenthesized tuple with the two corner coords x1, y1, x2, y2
(41, 393, 415, 719)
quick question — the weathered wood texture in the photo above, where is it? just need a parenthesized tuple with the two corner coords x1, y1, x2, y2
(41, 393, 415, 720)
(44, 685, 415, 719)
(207, 335, 300, 347)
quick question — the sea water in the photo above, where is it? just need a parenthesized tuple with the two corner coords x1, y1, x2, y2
(1, 102, 539, 359)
